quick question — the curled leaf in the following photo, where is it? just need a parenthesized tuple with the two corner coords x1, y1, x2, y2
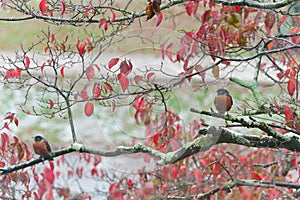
(49, 99, 54, 109)
(60, 66, 65, 77)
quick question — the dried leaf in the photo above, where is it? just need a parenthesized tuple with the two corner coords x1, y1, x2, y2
(146, 3, 155, 20)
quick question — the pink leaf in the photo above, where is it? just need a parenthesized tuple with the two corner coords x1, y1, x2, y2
(44, 167, 55, 183)
(86, 66, 95, 80)
(84, 101, 94, 117)
(147, 72, 155, 81)
(171, 168, 178, 179)
(93, 83, 101, 98)
(134, 75, 143, 84)
(103, 82, 113, 94)
(108, 58, 119, 69)
(24, 56, 30, 70)
(109, 8, 116, 23)
(80, 89, 88, 101)
(117, 73, 129, 92)
(156, 12, 163, 27)
(166, 43, 174, 62)
(93, 155, 102, 166)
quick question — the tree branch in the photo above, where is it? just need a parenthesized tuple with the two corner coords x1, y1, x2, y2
(2, 119, 300, 174)
(213, 0, 295, 9)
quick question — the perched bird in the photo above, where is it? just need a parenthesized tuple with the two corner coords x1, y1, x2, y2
(32, 135, 53, 160)
(214, 88, 233, 114)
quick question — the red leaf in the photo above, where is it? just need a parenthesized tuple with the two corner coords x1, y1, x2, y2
(84, 101, 94, 117)
(24, 56, 30, 70)
(86, 66, 95, 80)
(235, 6, 241, 12)
(265, 11, 275, 30)
(147, 72, 155, 81)
(91, 167, 98, 176)
(153, 132, 160, 146)
(251, 171, 262, 180)
(60, 0, 66, 15)
(85, 7, 90, 17)
(99, 18, 107, 28)
(283, 105, 293, 121)
(171, 168, 178, 179)
(14, 117, 19, 127)
(291, 154, 297, 168)
(93, 155, 102, 166)
(120, 60, 133, 75)
(108, 58, 119, 69)
(156, 12, 163, 27)
(127, 179, 134, 190)
(186, 1, 193, 16)
(103, 82, 113, 94)
(192, 169, 202, 185)
(166, 43, 174, 62)
(39, 0, 48, 14)
(92, 83, 101, 98)
(43, 167, 54, 184)
(290, 27, 300, 45)
(117, 73, 129, 92)
(0, 161, 5, 167)
(80, 89, 88, 101)
(76, 40, 86, 56)
(109, 8, 116, 23)
(266, 188, 281, 200)
(1, 133, 9, 151)
(202, 10, 211, 23)
(76, 167, 83, 178)
(60, 66, 65, 77)
(49, 99, 54, 109)
(288, 76, 296, 97)
(180, 165, 186, 176)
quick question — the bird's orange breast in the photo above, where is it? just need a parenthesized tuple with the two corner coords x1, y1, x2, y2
(32, 141, 50, 156)
(214, 95, 233, 113)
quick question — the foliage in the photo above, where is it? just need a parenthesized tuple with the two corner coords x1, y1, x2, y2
(0, 0, 300, 199)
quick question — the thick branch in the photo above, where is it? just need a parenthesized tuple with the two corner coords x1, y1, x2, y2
(213, 0, 295, 9)
(2, 122, 300, 174)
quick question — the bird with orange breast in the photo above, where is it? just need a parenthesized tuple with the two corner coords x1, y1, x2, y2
(32, 135, 54, 160)
(214, 88, 233, 114)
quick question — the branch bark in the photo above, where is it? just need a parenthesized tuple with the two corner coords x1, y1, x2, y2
(2, 119, 300, 175)
(213, 0, 295, 9)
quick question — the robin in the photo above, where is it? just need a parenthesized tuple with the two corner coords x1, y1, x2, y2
(32, 135, 53, 160)
(214, 88, 233, 114)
